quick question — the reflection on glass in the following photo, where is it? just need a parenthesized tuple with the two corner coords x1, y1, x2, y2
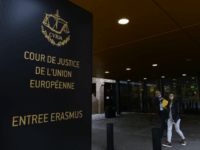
(130, 84, 141, 111)
(120, 84, 129, 111)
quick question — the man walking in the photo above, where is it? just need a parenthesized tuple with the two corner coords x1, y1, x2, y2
(154, 90, 168, 139)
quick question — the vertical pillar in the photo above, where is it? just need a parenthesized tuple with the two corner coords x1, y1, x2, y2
(161, 79, 164, 96)
(180, 79, 183, 105)
(156, 79, 162, 93)
(196, 75, 199, 100)
(197, 73, 200, 111)
(93, 56, 105, 114)
(111, 83, 116, 110)
(177, 78, 180, 109)
(139, 83, 142, 110)
(142, 80, 148, 113)
(96, 78, 105, 114)
(127, 81, 131, 112)
(96, 78, 102, 114)
(176, 78, 182, 108)
(116, 79, 121, 115)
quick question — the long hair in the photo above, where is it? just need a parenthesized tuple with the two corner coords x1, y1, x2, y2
(168, 92, 177, 105)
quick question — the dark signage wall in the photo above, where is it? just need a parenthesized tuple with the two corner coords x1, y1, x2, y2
(0, 0, 93, 150)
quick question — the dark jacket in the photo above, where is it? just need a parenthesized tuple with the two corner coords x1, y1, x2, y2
(153, 96, 168, 116)
(166, 100, 180, 123)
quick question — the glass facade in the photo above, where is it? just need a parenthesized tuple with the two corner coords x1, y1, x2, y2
(120, 83, 129, 112)
(163, 78, 176, 97)
(95, 75, 200, 114)
(146, 79, 157, 98)
(180, 76, 199, 111)
(129, 82, 142, 111)
(119, 81, 143, 112)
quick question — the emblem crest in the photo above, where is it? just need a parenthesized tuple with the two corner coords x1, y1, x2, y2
(41, 10, 70, 47)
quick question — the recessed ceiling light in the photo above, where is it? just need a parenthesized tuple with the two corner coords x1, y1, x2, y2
(118, 18, 129, 25)
(143, 78, 147, 80)
(161, 76, 165, 78)
(105, 71, 109, 74)
(126, 68, 131, 70)
(182, 74, 186, 76)
(186, 59, 192, 61)
(152, 64, 157, 66)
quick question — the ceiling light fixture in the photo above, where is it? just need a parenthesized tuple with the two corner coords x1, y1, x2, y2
(118, 18, 129, 25)
(152, 64, 157, 66)
(161, 76, 165, 78)
(182, 74, 186, 76)
(105, 71, 109, 74)
(127, 79, 130, 81)
(126, 68, 131, 70)
(143, 78, 147, 80)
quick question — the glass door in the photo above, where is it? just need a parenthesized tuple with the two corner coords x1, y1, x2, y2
(120, 83, 129, 112)
(130, 84, 141, 112)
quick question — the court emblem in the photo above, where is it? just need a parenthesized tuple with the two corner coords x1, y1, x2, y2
(41, 10, 70, 47)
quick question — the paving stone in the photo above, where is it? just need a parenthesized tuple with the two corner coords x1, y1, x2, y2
(92, 112, 200, 150)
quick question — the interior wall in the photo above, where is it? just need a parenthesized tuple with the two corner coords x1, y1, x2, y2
(92, 77, 116, 114)
(92, 93, 98, 114)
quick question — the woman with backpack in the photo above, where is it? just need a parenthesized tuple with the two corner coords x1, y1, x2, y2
(162, 92, 187, 147)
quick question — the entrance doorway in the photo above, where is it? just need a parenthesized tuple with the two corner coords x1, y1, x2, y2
(104, 82, 116, 112)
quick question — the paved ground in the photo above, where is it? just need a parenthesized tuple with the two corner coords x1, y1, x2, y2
(92, 112, 200, 150)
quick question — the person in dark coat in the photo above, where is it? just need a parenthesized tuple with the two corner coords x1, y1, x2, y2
(147, 94, 153, 109)
(162, 92, 186, 147)
(153, 90, 168, 139)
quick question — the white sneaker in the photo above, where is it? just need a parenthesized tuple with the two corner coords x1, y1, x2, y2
(181, 139, 186, 146)
(163, 142, 172, 147)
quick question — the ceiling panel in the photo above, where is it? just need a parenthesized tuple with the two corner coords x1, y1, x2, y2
(95, 30, 200, 69)
(132, 30, 200, 53)
(154, 0, 200, 27)
(103, 57, 200, 81)
(92, 5, 179, 52)
(69, 0, 200, 81)
(183, 24, 200, 49)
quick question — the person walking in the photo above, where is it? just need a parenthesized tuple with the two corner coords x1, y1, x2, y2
(153, 90, 168, 139)
(162, 92, 187, 147)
